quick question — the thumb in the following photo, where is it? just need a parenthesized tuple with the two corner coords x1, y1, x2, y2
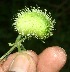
(2, 51, 37, 72)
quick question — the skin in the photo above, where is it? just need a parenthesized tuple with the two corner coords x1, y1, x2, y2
(0, 46, 67, 72)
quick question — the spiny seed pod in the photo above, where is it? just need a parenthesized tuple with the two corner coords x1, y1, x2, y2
(13, 6, 55, 40)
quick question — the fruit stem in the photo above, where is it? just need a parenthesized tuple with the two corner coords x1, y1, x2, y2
(0, 35, 26, 62)
(15, 35, 22, 52)
(0, 44, 16, 61)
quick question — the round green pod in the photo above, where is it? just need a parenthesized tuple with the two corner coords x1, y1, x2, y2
(13, 6, 55, 40)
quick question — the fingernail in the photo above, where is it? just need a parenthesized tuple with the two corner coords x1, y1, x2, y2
(9, 54, 30, 72)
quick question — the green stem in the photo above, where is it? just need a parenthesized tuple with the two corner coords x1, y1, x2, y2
(0, 44, 16, 61)
(0, 35, 26, 61)
(15, 35, 22, 52)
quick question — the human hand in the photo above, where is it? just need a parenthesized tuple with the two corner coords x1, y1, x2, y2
(0, 46, 67, 72)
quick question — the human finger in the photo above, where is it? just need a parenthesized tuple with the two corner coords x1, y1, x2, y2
(2, 50, 37, 72)
(37, 46, 67, 72)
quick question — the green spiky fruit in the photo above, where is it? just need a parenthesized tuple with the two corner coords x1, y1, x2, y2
(13, 6, 55, 40)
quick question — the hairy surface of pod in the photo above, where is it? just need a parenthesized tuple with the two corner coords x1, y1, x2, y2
(13, 7, 55, 40)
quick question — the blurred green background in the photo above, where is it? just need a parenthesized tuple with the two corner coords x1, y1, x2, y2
(0, 0, 70, 72)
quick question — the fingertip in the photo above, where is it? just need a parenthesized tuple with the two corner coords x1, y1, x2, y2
(2, 50, 37, 72)
(22, 50, 38, 64)
(37, 46, 67, 72)
(9, 51, 37, 72)
(0, 67, 4, 72)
